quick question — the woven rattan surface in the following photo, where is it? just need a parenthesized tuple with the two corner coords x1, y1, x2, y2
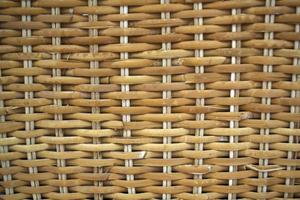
(0, 0, 300, 199)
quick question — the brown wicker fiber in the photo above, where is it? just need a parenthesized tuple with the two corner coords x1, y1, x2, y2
(0, 0, 300, 199)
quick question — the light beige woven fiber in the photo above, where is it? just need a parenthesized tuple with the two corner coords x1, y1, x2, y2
(0, 0, 300, 199)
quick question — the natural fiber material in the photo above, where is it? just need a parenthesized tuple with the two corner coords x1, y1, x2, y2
(0, 0, 299, 199)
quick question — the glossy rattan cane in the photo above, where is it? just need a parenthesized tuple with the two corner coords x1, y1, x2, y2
(0, 0, 299, 199)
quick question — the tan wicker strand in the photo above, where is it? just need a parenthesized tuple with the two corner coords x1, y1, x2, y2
(88, 0, 103, 200)
(0, 0, 299, 199)
(51, 3, 69, 198)
(284, 5, 300, 199)
(22, 0, 42, 199)
(192, 1, 206, 198)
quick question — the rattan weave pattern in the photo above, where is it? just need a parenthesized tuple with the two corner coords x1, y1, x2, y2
(0, 0, 299, 199)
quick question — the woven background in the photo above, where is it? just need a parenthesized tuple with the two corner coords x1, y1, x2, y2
(0, 0, 300, 199)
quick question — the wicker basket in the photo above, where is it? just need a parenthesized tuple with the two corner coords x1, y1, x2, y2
(0, 0, 299, 199)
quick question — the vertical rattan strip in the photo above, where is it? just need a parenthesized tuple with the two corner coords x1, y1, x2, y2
(88, 1, 103, 200)
(161, 0, 172, 199)
(284, 5, 300, 199)
(258, 0, 276, 195)
(228, 6, 241, 200)
(192, 1, 205, 197)
(51, 5, 68, 196)
(0, 11, 14, 196)
(22, 0, 41, 199)
(0, 70, 12, 197)
(120, 3, 136, 196)
(0, 27, 14, 200)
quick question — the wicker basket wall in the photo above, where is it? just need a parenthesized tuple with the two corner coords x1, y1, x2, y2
(0, 0, 300, 199)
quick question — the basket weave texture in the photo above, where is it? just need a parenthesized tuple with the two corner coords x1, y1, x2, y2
(0, 0, 300, 199)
